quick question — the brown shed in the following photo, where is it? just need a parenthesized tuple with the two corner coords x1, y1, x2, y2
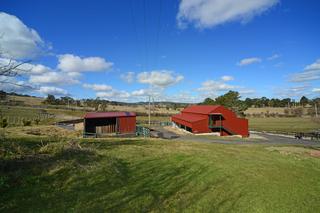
(84, 112, 136, 136)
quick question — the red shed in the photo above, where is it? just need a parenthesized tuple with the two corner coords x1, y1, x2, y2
(84, 112, 136, 136)
(171, 105, 249, 137)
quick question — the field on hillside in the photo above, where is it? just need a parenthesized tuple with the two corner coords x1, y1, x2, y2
(249, 117, 320, 133)
(1, 133, 320, 212)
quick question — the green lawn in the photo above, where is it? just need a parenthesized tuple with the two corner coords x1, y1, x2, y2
(249, 117, 320, 133)
(1, 137, 320, 212)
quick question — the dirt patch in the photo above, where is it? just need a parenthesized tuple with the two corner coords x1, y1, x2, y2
(7, 125, 81, 138)
(266, 146, 320, 158)
(163, 126, 191, 136)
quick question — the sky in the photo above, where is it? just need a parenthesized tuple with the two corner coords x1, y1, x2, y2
(0, 0, 320, 103)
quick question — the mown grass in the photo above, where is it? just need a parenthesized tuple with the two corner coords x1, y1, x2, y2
(1, 136, 320, 212)
(249, 117, 320, 133)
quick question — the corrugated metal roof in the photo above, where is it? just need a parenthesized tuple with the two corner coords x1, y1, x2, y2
(182, 105, 221, 114)
(172, 113, 206, 123)
(84, 112, 136, 119)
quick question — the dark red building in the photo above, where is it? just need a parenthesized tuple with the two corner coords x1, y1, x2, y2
(84, 112, 136, 136)
(171, 105, 249, 137)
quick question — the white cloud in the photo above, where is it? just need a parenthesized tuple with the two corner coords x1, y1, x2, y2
(0, 58, 52, 75)
(96, 90, 130, 100)
(237, 57, 262, 66)
(221, 75, 234, 81)
(177, 0, 279, 29)
(131, 89, 150, 96)
(198, 80, 236, 92)
(131, 88, 162, 97)
(267, 54, 280, 60)
(57, 54, 113, 73)
(120, 72, 135, 83)
(29, 71, 79, 85)
(312, 88, 320, 93)
(38, 86, 68, 96)
(83, 83, 112, 91)
(275, 85, 310, 98)
(0, 76, 33, 92)
(289, 59, 320, 82)
(0, 12, 45, 59)
(137, 70, 184, 87)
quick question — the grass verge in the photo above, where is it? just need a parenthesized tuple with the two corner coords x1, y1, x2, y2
(1, 137, 320, 212)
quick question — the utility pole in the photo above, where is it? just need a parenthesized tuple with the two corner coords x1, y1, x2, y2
(148, 95, 151, 127)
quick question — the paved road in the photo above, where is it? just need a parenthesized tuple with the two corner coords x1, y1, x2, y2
(176, 132, 320, 147)
(152, 127, 320, 147)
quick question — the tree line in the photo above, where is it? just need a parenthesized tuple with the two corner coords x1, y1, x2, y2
(201, 91, 320, 116)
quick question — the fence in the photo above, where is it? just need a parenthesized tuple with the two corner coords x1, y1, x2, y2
(136, 126, 150, 137)
(136, 121, 173, 126)
(1, 113, 55, 126)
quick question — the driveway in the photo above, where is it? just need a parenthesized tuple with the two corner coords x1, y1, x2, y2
(172, 131, 320, 147)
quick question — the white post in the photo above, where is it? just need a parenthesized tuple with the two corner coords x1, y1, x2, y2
(315, 103, 318, 118)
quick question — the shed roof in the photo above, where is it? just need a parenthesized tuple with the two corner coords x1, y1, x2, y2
(172, 113, 206, 123)
(182, 105, 221, 115)
(84, 112, 136, 119)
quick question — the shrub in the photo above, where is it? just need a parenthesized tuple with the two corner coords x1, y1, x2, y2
(34, 118, 40, 125)
(0, 118, 8, 128)
(22, 119, 32, 126)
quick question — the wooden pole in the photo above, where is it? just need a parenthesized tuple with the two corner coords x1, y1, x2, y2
(315, 103, 318, 118)
(148, 95, 151, 127)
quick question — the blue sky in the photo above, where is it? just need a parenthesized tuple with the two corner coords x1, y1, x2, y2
(1, 0, 320, 102)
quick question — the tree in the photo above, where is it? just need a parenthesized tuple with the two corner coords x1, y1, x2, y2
(43, 94, 57, 105)
(300, 96, 309, 106)
(213, 91, 248, 116)
(202, 97, 215, 105)
(0, 90, 6, 101)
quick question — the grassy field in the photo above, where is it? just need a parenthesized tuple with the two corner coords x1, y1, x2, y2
(1, 133, 320, 212)
(249, 117, 320, 133)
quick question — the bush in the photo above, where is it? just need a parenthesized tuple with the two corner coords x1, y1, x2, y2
(292, 108, 303, 117)
(34, 118, 40, 125)
(22, 119, 32, 126)
(0, 118, 8, 128)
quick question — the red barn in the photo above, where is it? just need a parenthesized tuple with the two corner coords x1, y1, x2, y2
(84, 112, 136, 136)
(171, 105, 249, 137)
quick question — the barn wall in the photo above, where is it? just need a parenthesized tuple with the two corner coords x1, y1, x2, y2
(118, 116, 136, 133)
(220, 115, 249, 137)
(191, 119, 210, 133)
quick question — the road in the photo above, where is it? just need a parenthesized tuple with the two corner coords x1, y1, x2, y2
(153, 127, 320, 147)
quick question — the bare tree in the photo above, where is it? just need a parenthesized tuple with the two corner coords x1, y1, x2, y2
(0, 52, 32, 88)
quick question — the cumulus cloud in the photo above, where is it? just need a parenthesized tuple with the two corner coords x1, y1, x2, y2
(312, 88, 320, 93)
(0, 12, 45, 59)
(177, 0, 279, 29)
(57, 54, 113, 73)
(198, 80, 236, 92)
(237, 57, 262, 66)
(120, 72, 135, 83)
(83, 83, 112, 91)
(96, 90, 130, 100)
(29, 71, 80, 85)
(221, 75, 234, 81)
(275, 85, 311, 98)
(131, 88, 162, 97)
(137, 70, 184, 87)
(0, 76, 33, 92)
(0, 58, 52, 75)
(38, 86, 68, 96)
(267, 54, 280, 60)
(289, 59, 320, 82)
